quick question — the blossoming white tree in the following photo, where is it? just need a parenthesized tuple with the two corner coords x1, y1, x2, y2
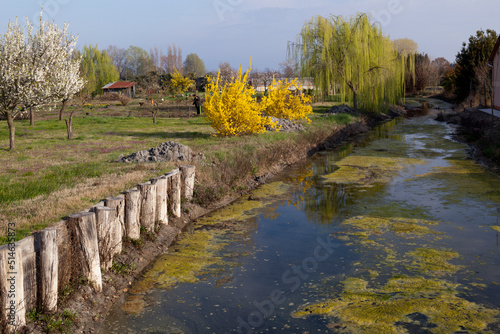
(0, 13, 85, 150)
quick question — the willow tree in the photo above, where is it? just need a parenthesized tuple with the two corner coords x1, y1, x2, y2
(290, 13, 413, 113)
(80, 45, 119, 99)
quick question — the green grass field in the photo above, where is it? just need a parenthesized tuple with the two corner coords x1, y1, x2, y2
(0, 100, 355, 243)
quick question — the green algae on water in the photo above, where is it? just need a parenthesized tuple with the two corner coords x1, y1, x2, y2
(323, 155, 427, 186)
(405, 247, 462, 276)
(251, 181, 290, 199)
(293, 275, 500, 334)
(409, 160, 500, 205)
(197, 182, 291, 226)
(341, 216, 439, 237)
(121, 230, 231, 314)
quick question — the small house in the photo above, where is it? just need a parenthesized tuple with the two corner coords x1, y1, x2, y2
(102, 81, 137, 98)
(489, 37, 500, 111)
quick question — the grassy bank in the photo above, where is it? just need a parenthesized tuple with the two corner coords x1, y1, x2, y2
(0, 102, 356, 243)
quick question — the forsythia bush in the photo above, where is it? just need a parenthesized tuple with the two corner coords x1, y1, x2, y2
(263, 78, 313, 122)
(204, 64, 278, 136)
(169, 70, 194, 95)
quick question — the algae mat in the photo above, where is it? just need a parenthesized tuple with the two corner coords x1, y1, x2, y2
(103, 114, 500, 333)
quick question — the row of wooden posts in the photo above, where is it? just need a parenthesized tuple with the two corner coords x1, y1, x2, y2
(0, 166, 196, 333)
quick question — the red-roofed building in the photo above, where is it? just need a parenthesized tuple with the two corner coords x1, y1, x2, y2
(102, 81, 137, 98)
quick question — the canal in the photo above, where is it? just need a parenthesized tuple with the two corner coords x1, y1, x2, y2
(103, 109, 500, 333)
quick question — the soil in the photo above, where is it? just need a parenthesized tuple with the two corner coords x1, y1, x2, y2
(24, 104, 489, 334)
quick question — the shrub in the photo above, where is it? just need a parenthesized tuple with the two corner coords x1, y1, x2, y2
(262, 78, 313, 122)
(204, 63, 278, 136)
(98, 93, 121, 101)
(119, 96, 130, 106)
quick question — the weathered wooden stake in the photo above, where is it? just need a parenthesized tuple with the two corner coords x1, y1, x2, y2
(105, 196, 125, 254)
(124, 189, 141, 240)
(138, 182, 157, 233)
(39, 228, 58, 313)
(90, 206, 116, 270)
(166, 169, 181, 218)
(0, 243, 26, 332)
(68, 212, 102, 291)
(152, 176, 168, 226)
(180, 165, 196, 200)
(17, 236, 37, 314)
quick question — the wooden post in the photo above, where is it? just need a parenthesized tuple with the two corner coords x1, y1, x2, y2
(0, 243, 26, 332)
(166, 169, 181, 218)
(90, 206, 115, 270)
(52, 221, 73, 300)
(152, 176, 168, 226)
(39, 228, 58, 313)
(180, 165, 196, 200)
(17, 236, 36, 314)
(68, 212, 102, 292)
(124, 189, 141, 240)
(138, 182, 157, 233)
(105, 196, 125, 254)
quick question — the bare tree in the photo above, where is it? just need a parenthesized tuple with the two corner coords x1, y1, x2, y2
(280, 58, 297, 78)
(250, 68, 279, 93)
(161, 44, 182, 74)
(149, 46, 164, 74)
(217, 62, 237, 87)
(107, 45, 127, 79)
(475, 61, 492, 107)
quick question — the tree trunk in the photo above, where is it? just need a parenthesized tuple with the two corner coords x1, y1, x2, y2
(65, 110, 75, 140)
(6, 112, 15, 151)
(30, 107, 34, 126)
(59, 99, 68, 121)
(353, 91, 358, 111)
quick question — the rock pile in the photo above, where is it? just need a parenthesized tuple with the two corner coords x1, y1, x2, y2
(325, 104, 358, 115)
(266, 117, 305, 132)
(119, 141, 204, 163)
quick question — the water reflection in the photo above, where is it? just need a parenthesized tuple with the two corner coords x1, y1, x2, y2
(102, 114, 500, 334)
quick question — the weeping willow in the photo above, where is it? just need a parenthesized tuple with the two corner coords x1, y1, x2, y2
(290, 13, 414, 113)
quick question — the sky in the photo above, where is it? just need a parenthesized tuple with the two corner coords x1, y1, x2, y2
(0, 0, 499, 71)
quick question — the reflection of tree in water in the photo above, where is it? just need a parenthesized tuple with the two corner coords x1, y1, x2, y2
(301, 181, 387, 225)
(277, 118, 403, 225)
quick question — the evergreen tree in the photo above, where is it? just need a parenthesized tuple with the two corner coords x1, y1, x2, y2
(453, 29, 497, 103)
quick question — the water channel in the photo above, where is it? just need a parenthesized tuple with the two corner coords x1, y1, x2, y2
(103, 109, 500, 333)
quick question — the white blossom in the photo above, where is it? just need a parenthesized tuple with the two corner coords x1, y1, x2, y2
(0, 11, 85, 150)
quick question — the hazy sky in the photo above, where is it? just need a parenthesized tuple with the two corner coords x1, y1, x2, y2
(1, 0, 499, 71)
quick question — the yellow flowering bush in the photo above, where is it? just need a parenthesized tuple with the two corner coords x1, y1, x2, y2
(169, 70, 194, 95)
(262, 78, 313, 122)
(204, 64, 278, 136)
